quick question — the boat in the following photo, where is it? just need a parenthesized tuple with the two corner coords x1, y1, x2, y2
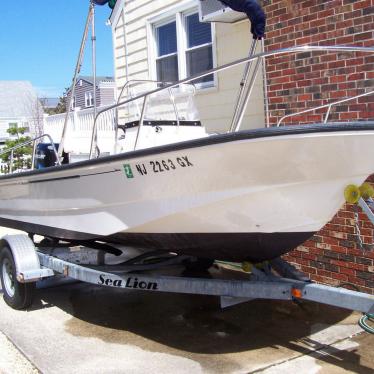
(1, 116, 374, 262)
(0, 6, 374, 265)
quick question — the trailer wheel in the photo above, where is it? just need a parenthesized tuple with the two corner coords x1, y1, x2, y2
(0, 247, 35, 310)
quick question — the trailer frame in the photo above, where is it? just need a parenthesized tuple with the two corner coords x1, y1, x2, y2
(0, 234, 373, 315)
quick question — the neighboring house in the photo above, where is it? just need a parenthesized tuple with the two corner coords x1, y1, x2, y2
(0, 81, 42, 145)
(44, 76, 117, 158)
(108, 0, 374, 294)
(66, 76, 116, 110)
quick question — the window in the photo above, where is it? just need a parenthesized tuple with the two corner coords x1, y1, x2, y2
(8, 123, 18, 130)
(7, 123, 18, 137)
(22, 122, 30, 132)
(85, 91, 94, 107)
(156, 21, 178, 82)
(185, 13, 213, 85)
(70, 96, 76, 110)
(152, 10, 215, 89)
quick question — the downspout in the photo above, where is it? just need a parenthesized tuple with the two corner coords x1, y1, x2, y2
(107, 0, 130, 154)
(122, 3, 130, 89)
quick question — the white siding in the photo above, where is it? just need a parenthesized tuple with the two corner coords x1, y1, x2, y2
(111, 0, 265, 133)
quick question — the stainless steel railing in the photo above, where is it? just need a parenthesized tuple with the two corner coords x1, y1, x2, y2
(113, 80, 196, 153)
(0, 134, 60, 173)
(277, 90, 374, 127)
(88, 45, 374, 159)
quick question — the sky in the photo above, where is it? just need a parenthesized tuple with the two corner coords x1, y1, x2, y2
(0, 1, 114, 98)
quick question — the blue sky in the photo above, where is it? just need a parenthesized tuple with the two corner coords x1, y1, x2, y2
(0, 1, 114, 98)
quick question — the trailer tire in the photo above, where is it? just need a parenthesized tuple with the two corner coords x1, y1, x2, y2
(0, 247, 35, 310)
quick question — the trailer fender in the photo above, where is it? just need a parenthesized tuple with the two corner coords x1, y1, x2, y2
(0, 235, 53, 283)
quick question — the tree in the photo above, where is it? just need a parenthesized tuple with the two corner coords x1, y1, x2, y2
(43, 88, 68, 115)
(29, 96, 45, 138)
(20, 92, 45, 138)
(55, 89, 68, 113)
(0, 126, 33, 173)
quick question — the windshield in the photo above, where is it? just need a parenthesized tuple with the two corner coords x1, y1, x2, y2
(119, 82, 200, 124)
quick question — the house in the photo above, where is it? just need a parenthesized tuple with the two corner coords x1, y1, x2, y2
(108, 0, 266, 132)
(108, 0, 374, 294)
(44, 76, 117, 158)
(66, 76, 116, 110)
(0, 81, 42, 145)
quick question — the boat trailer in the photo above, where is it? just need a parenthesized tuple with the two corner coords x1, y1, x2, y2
(0, 233, 373, 317)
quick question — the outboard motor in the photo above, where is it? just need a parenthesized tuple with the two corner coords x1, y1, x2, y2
(34, 143, 69, 169)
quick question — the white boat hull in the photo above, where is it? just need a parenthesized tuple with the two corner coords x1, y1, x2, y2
(0, 124, 374, 261)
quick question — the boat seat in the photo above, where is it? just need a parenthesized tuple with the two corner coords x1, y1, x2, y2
(118, 120, 202, 133)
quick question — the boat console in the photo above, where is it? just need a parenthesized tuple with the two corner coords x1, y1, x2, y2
(34, 143, 69, 169)
(114, 81, 209, 152)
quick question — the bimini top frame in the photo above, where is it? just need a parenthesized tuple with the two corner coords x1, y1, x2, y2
(87, 44, 374, 159)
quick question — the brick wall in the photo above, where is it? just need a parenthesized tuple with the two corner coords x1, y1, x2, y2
(263, 0, 374, 293)
(283, 178, 374, 294)
(263, 0, 374, 125)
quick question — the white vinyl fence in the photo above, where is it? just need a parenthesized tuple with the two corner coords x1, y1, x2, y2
(43, 106, 116, 155)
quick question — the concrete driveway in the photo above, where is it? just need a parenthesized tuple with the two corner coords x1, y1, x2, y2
(0, 227, 373, 373)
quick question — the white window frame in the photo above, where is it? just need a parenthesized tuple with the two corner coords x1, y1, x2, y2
(8, 122, 18, 131)
(85, 91, 94, 108)
(154, 17, 179, 83)
(22, 122, 30, 133)
(147, 2, 217, 91)
(70, 95, 76, 110)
